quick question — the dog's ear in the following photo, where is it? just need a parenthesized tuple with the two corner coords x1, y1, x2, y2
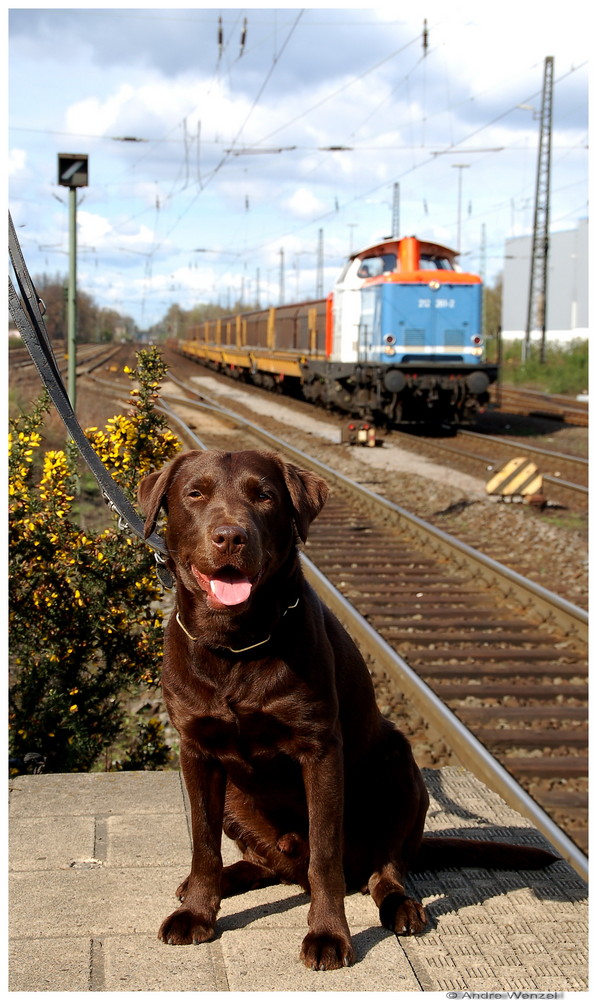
(137, 454, 187, 538)
(137, 467, 171, 538)
(280, 461, 330, 542)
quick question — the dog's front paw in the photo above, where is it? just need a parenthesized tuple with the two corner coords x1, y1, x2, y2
(158, 907, 216, 946)
(300, 930, 354, 971)
(379, 893, 427, 935)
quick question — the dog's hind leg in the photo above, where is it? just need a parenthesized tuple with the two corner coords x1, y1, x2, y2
(223, 797, 311, 889)
(221, 859, 281, 896)
(177, 859, 280, 902)
(368, 863, 427, 935)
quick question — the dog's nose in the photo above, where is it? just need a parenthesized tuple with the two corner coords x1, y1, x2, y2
(211, 524, 249, 555)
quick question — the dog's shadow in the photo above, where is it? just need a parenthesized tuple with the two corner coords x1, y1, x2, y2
(406, 832, 586, 934)
(216, 889, 397, 961)
(216, 888, 310, 934)
(416, 766, 587, 921)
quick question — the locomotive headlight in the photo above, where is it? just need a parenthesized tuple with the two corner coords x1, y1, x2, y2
(428, 280, 440, 290)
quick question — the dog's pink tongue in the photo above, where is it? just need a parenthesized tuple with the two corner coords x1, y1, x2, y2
(210, 576, 252, 606)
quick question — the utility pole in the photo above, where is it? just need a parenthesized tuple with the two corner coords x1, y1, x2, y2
(392, 183, 400, 238)
(57, 154, 88, 411)
(452, 164, 470, 253)
(67, 187, 77, 402)
(479, 222, 487, 282)
(524, 56, 554, 363)
(347, 223, 357, 255)
(480, 222, 487, 336)
(279, 248, 285, 305)
(316, 228, 324, 298)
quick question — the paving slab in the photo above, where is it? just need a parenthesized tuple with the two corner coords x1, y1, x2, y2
(9, 937, 93, 993)
(9, 766, 588, 992)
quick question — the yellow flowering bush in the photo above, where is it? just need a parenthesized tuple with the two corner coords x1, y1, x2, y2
(9, 348, 181, 774)
(85, 347, 180, 501)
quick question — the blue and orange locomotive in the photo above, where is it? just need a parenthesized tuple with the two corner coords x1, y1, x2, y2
(178, 235, 497, 426)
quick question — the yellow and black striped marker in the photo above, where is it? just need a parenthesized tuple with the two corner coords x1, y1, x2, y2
(486, 456, 543, 498)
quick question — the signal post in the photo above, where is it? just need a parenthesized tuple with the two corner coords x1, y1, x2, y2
(57, 153, 88, 411)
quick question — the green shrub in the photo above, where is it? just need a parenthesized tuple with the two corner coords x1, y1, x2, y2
(500, 338, 588, 395)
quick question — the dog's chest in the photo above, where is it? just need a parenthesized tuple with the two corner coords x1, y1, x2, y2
(187, 692, 297, 762)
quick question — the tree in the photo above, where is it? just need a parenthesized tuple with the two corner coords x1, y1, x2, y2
(26, 274, 139, 344)
(483, 274, 502, 337)
(26, 273, 67, 342)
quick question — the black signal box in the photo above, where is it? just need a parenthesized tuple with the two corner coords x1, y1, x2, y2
(57, 154, 89, 188)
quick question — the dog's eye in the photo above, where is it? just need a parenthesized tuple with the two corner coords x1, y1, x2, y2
(257, 490, 273, 502)
(187, 489, 204, 500)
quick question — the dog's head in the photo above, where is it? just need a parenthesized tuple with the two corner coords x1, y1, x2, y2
(138, 449, 329, 612)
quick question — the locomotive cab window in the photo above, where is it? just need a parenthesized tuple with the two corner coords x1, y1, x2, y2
(356, 253, 396, 278)
(419, 254, 456, 271)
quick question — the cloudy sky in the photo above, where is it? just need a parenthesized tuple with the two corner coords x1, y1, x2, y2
(9, 3, 588, 330)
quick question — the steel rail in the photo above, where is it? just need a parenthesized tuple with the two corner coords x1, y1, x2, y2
(301, 555, 588, 881)
(156, 400, 210, 451)
(155, 378, 587, 643)
(498, 385, 589, 411)
(459, 428, 588, 467)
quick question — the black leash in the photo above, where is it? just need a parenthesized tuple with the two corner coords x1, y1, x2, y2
(8, 212, 174, 589)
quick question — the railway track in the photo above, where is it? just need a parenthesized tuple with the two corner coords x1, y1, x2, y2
(303, 492, 587, 855)
(166, 356, 587, 606)
(491, 384, 588, 426)
(9, 342, 121, 375)
(388, 426, 588, 510)
(87, 364, 588, 874)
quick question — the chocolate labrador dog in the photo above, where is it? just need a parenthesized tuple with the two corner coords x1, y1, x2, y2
(138, 448, 555, 971)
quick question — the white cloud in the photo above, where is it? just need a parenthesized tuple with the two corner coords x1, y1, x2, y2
(76, 210, 157, 259)
(66, 85, 137, 137)
(8, 148, 27, 177)
(284, 187, 327, 219)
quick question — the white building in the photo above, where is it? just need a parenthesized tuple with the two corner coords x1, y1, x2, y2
(501, 219, 588, 344)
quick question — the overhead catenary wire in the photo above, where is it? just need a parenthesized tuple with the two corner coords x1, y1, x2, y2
(234, 62, 587, 260)
(123, 43, 584, 307)
(9, 9, 587, 321)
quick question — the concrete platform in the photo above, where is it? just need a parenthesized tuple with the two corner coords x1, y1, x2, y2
(9, 766, 587, 992)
